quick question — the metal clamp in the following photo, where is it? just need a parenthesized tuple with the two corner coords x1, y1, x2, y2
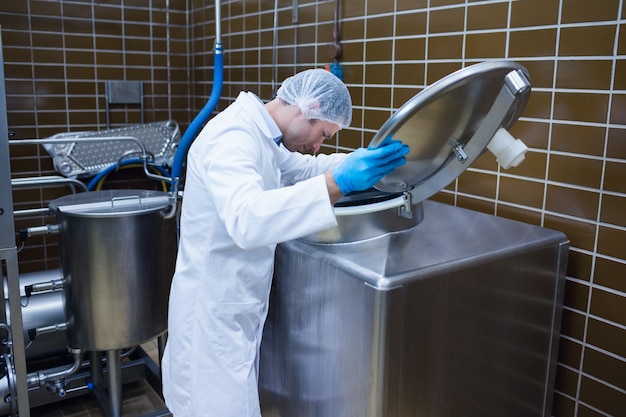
(397, 192, 414, 219)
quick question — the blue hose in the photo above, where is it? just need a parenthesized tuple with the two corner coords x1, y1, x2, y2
(86, 158, 171, 190)
(170, 46, 224, 183)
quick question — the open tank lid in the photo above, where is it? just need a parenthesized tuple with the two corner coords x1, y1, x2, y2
(49, 189, 171, 216)
(368, 60, 531, 203)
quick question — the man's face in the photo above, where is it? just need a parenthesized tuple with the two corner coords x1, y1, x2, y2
(280, 115, 341, 154)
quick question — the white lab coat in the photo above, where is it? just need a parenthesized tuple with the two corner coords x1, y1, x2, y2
(162, 92, 348, 417)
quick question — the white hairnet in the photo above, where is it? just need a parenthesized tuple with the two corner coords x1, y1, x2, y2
(276, 68, 352, 128)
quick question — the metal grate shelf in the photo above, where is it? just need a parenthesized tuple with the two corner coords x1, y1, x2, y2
(43, 120, 180, 177)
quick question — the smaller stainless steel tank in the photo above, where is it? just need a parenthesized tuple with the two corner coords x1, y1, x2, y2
(49, 189, 177, 351)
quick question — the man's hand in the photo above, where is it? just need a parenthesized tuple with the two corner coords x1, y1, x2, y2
(332, 140, 409, 195)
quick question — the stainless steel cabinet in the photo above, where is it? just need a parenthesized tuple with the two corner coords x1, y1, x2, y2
(260, 201, 568, 417)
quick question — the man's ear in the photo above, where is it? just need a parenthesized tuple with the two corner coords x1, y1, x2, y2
(301, 99, 321, 118)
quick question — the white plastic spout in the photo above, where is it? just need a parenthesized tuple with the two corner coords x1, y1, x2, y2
(487, 128, 528, 169)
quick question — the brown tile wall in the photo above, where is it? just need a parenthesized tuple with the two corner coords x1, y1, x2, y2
(1, 0, 625, 415)
(1, 0, 191, 272)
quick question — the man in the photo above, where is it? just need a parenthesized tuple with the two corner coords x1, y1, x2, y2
(162, 68, 408, 416)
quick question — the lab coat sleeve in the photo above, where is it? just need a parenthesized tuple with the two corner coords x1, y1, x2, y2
(196, 128, 339, 250)
(277, 146, 349, 186)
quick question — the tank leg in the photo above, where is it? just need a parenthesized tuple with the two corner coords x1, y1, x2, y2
(90, 351, 103, 388)
(106, 349, 122, 417)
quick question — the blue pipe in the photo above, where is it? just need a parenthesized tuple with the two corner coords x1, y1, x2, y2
(170, 45, 224, 184)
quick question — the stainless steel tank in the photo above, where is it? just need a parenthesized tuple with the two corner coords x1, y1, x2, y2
(259, 62, 568, 416)
(259, 201, 568, 417)
(49, 189, 177, 351)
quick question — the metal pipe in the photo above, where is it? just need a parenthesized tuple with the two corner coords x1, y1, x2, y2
(12, 207, 50, 217)
(163, 188, 181, 220)
(214, 0, 222, 45)
(24, 278, 66, 295)
(28, 320, 68, 349)
(292, 0, 298, 23)
(271, 0, 279, 93)
(11, 176, 88, 192)
(170, 0, 224, 183)
(23, 224, 59, 238)
(331, 0, 342, 60)
(26, 347, 83, 394)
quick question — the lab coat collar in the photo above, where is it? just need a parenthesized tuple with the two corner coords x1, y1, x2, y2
(236, 92, 283, 145)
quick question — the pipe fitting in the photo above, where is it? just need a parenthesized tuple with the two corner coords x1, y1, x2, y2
(27, 347, 83, 392)
(25, 224, 60, 238)
(487, 128, 528, 169)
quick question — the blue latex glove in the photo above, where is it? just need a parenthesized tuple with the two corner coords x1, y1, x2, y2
(332, 140, 410, 195)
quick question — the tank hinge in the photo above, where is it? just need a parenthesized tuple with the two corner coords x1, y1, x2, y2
(397, 192, 413, 219)
(449, 138, 468, 162)
(453, 144, 468, 162)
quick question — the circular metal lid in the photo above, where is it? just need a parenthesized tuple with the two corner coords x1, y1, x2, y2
(49, 189, 171, 217)
(368, 61, 531, 202)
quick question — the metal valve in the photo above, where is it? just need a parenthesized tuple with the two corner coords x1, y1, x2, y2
(45, 379, 67, 397)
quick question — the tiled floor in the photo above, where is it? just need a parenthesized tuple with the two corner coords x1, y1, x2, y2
(26, 340, 169, 417)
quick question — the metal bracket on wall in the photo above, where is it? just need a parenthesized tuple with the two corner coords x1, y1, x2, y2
(105, 80, 144, 129)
